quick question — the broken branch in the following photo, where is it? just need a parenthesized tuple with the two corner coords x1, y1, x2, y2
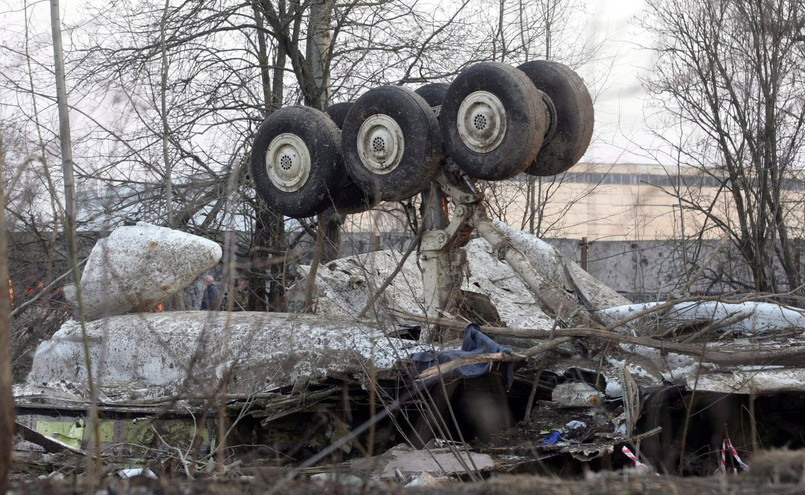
(392, 310, 805, 366)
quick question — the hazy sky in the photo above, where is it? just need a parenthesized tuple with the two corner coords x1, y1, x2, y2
(1, 0, 661, 166)
(581, 0, 661, 165)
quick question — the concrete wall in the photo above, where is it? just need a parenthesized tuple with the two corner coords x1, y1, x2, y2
(547, 237, 803, 302)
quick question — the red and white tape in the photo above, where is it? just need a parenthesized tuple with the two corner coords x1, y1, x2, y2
(719, 438, 750, 473)
(622, 446, 647, 468)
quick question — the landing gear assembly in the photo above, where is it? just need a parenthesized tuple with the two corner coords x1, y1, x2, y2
(250, 60, 594, 341)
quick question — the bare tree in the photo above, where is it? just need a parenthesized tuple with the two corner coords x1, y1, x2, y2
(0, 0, 606, 322)
(643, 0, 805, 295)
(48, 0, 482, 308)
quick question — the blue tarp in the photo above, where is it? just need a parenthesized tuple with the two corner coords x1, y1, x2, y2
(411, 323, 513, 389)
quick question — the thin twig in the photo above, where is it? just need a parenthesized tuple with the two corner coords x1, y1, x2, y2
(10, 258, 87, 318)
(358, 227, 424, 318)
(152, 425, 195, 479)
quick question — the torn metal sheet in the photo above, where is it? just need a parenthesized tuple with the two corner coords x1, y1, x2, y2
(596, 301, 805, 335)
(15, 422, 86, 455)
(492, 220, 631, 311)
(294, 240, 559, 331)
(26, 312, 432, 400)
(686, 367, 805, 394)
(118, 468, 158, 479)
(64, 222, 221, 320)
(15, 409, 214, 452)
(551, 382, 603, 408)
(373, 445, 495, 479)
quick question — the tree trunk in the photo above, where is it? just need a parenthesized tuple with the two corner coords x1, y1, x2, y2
(160, 0, 173, 228)
(305, 0, 333, 109)
(320, 209, 342, 263)
(51, 0, 102, 479)
(306, 0, 343, 260)
(248, 2, 288, 311)
(0, 130, 14, 495)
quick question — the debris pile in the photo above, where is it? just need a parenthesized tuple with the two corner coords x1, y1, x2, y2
(12, 221, 805, 490)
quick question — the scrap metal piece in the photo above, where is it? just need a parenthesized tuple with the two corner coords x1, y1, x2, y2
(15, 422, 86, 455)
(64, 222, 221, 320)
(620, 362, 641, 438)
(552, 382, 603, 408)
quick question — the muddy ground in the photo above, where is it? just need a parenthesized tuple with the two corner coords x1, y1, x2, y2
(8, 469, 805, 495)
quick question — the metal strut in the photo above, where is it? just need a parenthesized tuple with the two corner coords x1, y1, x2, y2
(419, 163, 594, 343)
(418, 166, 482, 342)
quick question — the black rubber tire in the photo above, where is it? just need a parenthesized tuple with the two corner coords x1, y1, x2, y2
(518, 60, 594, 176)
(441, 62, 546, 181)
(342, 86, 443, 202)
(415, 83, 449, 107)
(250, 106, 343, 219)
(325, 102, 353, 129)
(321, 101, 377, 214)
(322, 180, 379, 215)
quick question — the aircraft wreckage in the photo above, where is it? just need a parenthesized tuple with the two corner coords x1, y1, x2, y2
(13, 60, 805, 485)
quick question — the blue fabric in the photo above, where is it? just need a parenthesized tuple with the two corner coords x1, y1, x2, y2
(201, 284, 219, 310)
(542, 431, 562, 445)
(411, 323, 513, 389)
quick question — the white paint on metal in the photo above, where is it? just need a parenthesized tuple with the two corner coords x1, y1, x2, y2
(596, 301, 805, 335)
(293, 240, 556, 331)
(266, 133, 312, 192)
(687, 367, 805, 394)
(456, 91, 507, 153)
(27, 312, 433, 400)
(357, 114, 404, 174)
(65, 223, 221, 321)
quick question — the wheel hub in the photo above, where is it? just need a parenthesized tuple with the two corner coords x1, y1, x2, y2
(266, 133, 311, 192)
(456, 91, 507, 153)
(356, 114, 404, 174)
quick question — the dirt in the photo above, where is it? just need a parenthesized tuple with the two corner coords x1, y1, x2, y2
(7, 470, 805, 495)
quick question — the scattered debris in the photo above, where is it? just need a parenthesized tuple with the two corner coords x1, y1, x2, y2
(14, 219, 805, 489)
(14, 422, 86, 455)
(551, 382, 603, 408)
(117, 468, 158, 479)
(541, 431, 561, 445)
(403, 471, 441, 487)
(369, 443, 495, 480)
(621, 445, 649, 469)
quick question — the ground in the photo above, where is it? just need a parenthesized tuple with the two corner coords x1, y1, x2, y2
(7, 471, 805, 495)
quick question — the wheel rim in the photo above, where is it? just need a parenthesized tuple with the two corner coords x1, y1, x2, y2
(356, 114, 405, 175)
(456, 90, 507, 153)
(265, 133, 311, 193)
